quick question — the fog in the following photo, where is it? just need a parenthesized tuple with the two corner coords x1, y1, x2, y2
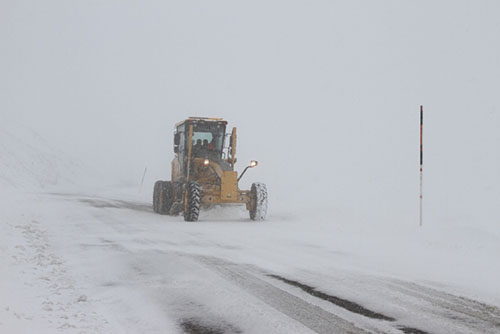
(2, 0, 499, 226)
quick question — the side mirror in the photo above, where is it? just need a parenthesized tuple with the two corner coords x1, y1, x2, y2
(174, 133, 180, 145)
(229, 127, 237, 166)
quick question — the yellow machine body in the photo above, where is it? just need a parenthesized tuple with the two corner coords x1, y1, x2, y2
(170, 119, 254, 212)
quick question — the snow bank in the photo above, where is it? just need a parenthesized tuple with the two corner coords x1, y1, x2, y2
(0, 118, 106, 193)
(0, 119, 74, 190)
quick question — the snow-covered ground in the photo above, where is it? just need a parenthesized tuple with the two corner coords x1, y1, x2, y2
(1, 123, 500, 334)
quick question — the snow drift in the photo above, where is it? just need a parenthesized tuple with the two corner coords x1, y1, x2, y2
(0, 118, 83, 190)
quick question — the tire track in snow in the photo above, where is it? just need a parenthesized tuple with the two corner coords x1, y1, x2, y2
(283, 268, 500, 334)
(267, 274, 395, 321)
(266, 275, 432, 334)
(195, 256, 371, 334)
(384, 279, 500, 334)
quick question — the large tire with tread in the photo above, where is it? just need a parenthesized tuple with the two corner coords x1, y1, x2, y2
(184, 182, 201, 222)
(250, 182, 268, 221)
(153, 180, 162, 213)
(158, 181, 174, 215)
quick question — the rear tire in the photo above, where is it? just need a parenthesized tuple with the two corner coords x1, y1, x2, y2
(184, 182, 201, 222)
(153, 180, 162, 213)
(158, 181, 174, 215)
(250, 182, 268, 221)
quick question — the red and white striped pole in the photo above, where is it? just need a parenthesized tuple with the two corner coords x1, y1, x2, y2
(419, 105, 424, 226)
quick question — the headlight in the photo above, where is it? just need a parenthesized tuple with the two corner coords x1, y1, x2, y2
(204, 159, 210, 166)
(250, 160, 258, 168)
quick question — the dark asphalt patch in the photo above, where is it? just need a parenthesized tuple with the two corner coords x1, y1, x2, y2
(180, 318, 242, 334)
(268, 274, 435, 333)
(76, 198, 151, 212)
(77, 198, 120, 209)
(113, 199, 151, 212)
(268, 274, 395, 321)
(398, 326, 430, 334)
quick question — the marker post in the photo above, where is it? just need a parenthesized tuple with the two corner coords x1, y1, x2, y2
(419, 106, 423, 226)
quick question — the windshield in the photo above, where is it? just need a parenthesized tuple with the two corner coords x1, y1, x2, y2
(190, 123, 226, 158)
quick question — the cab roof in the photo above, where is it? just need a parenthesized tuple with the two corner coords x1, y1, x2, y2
(175, 117, 228, 128)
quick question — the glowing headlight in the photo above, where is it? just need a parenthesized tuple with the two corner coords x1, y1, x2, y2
(250, 160, 258, 168)
(204, 159, 210, 166)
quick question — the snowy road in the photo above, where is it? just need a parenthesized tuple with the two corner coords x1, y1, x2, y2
(2, 190, 500, 334)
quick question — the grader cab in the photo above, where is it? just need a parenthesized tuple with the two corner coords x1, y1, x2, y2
(153, 117, 268, 221)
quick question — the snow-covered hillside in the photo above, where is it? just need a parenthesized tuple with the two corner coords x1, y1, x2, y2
(0, 119, 85, 190)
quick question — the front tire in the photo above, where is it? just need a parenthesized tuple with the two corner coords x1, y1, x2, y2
(250, 182, 268, 221)
(184, 182, 201, 222)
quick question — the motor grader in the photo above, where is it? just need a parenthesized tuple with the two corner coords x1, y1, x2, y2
(153, 117, 268, 221)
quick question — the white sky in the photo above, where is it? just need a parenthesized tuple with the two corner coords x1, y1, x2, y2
(1, 1, 499, 226)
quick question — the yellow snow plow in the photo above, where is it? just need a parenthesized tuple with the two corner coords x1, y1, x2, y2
(153, 117, 267, 221)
